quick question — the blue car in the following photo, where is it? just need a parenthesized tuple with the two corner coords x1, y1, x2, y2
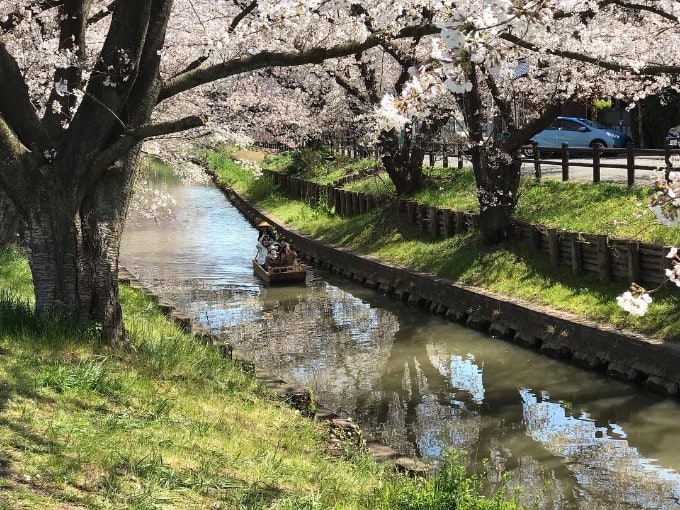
(530, 117, 632, 149)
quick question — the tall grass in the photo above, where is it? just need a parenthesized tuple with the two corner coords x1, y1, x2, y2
(0, 245, 523, 508)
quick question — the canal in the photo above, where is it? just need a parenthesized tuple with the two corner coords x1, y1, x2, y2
(120, 166, 680, 509)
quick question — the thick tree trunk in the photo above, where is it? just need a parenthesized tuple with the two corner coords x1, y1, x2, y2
(378, 129, 427, 196)
(473, 151, 522, 244)
(22, 155, 137, 347)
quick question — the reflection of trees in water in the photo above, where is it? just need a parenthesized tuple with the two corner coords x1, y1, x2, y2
(222, 283, 399, 417)
(521, 389, 680, 510)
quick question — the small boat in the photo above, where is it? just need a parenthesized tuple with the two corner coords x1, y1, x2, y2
(252, 259, 307, 284)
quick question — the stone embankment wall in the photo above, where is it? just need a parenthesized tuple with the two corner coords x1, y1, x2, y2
(207, 171, 680, 399)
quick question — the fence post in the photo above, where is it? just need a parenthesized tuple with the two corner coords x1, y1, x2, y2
(547, 228, 560, 267)
(442, 144, 448, 168)
(597, 235, 611, 282)
(664, 142, 672, 182)
(627, 142, 635, 186)
(561, 143, 569, 181)
(570, 234, 582, 276)
(457, 146, 463, 169)
(532, 142, 541, 179)
(428, 149, 434, 167)
(592, 144, 601, 183)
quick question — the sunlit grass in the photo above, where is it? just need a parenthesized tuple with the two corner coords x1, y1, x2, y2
(205, 148, 680, 342)
(0, 245, 522, 508)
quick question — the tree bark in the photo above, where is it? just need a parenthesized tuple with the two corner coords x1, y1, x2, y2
(0, 188, 22, 246)
(472, 150, 522, 243)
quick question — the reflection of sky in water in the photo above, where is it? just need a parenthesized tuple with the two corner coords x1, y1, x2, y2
(120, 170, 680, 510)
(521, 388, 680, 508)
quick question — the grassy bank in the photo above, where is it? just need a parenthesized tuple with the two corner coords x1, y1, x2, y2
(0, 245, 521, 509)
(202, 148, 680, 342)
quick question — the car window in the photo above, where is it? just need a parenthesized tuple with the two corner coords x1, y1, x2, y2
(556, 119, 581, 131)
(579, 118, 606, 129)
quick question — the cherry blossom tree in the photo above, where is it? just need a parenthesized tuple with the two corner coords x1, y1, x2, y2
(380, 0, 680, 242)
(0, 0, 439, 344)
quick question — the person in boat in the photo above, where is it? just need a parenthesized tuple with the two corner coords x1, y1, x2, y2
(278, 242, 298, 267)
(256, 221, 276, 242)
(255, 235, 272, 267)
(265, 244, 280, 269)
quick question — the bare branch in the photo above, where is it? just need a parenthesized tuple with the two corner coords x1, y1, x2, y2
(88, 0, 117, 24)
(229, 0, 257, 32)
(501, 32, 680, 76)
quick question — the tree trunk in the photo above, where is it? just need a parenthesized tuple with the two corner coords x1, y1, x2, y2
(378, 129, 427, 196)
(473, 151, 522, 243)
(0, 188, 22, 246)
(22, 155, 137, 347)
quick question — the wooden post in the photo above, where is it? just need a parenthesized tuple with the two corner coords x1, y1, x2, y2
(418, 204, 428, 232)
(457, 146, 463, 169)
(597, 235, 612, 282)
(532, 142, 541, 179)
(627, 142, 635, 186)
(429, 206, 439, 237)
(547, 228, 560, 267)
(442, 144, 448, 168)
(442, 209, 452, 238)
(627, 241, 640, 283)
(592, 144, 601, 183)
(455, 211, 466, 233)
(406, 201, 417, 225)
(570, 234, 583, 276)
(428, 150, 434, 166)
(561, 143, 569, 181)
(665, 143, 672, 182)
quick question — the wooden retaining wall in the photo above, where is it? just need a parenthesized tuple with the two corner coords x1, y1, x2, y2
(262, 167, 672, 287)
(263, 169, 381, 217)
(395, 196, 671, 287)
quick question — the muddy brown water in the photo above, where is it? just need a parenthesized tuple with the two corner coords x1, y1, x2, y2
(120, 169, 680, 509)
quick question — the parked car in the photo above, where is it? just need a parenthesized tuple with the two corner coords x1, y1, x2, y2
(666, 126, 680, 146)
(530, 117, 632, 150)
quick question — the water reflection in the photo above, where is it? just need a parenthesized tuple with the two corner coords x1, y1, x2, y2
(120, 167, 680, 509)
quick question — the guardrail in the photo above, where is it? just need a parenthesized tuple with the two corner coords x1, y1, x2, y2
(525, 142, 679, 185)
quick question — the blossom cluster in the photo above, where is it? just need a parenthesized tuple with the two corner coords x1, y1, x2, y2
(616, 283, 653, 317)
(616, 248, 680, 316)
(649, 172, 680, 227)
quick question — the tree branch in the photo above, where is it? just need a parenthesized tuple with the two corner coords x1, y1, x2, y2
(0, 43, 52, 150)
(42, 0, 94, 137)
(88, 0, 117, 24)
(158, 23, 440, 102)
(229, 0, 257, 32)
(501, 32, 680, 76)
(93, 115, 206, 171)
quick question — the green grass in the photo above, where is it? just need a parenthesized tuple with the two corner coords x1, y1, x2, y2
(205, 150, 680, 342)
(0, 246, 521, 509)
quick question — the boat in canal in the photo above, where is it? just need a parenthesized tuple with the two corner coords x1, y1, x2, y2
(252, 259, 306, 284)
